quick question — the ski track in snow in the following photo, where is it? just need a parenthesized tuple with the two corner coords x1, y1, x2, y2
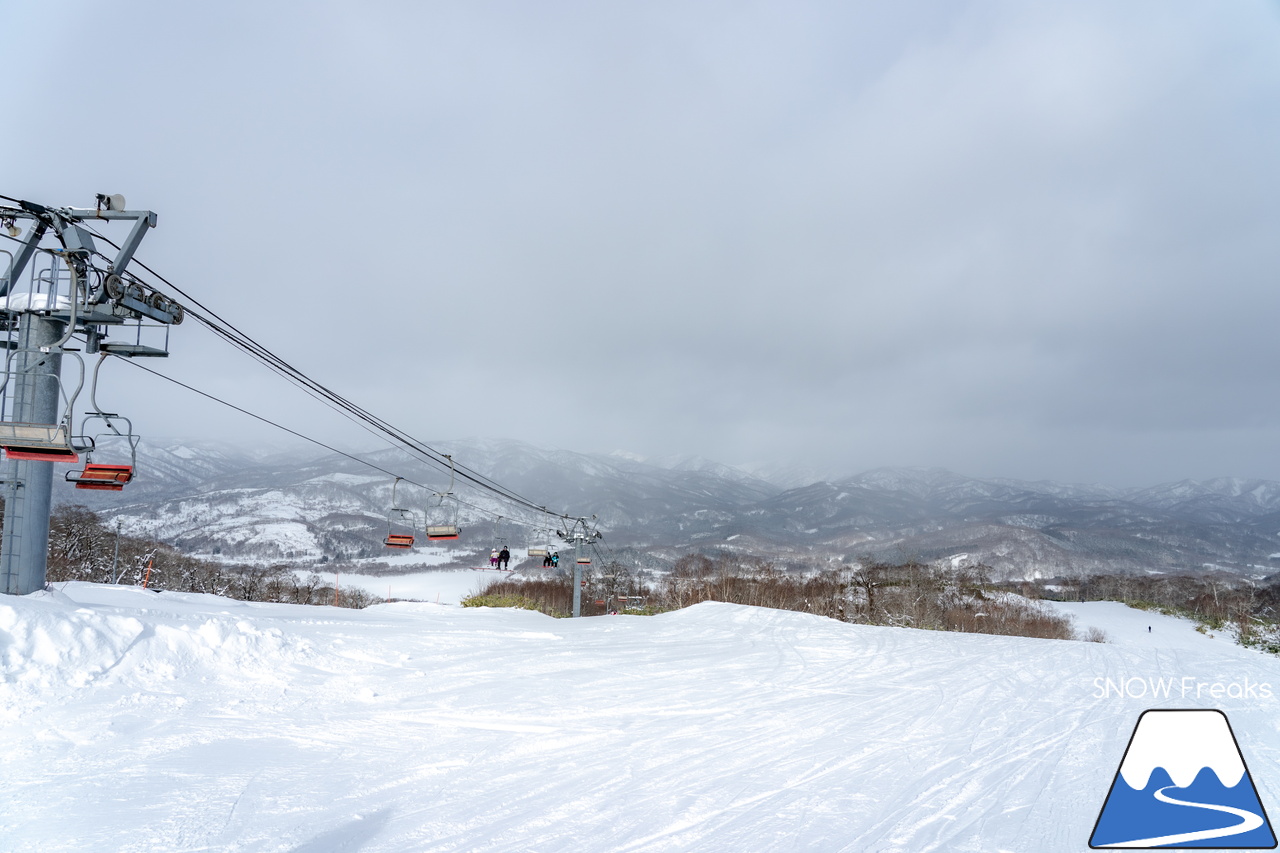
(1, 585, 1279, 852)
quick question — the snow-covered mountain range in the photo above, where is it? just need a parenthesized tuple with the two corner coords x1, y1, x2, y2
(54, 437, 1280, 578)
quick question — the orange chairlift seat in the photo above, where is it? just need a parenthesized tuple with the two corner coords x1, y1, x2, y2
(383, 478, 416, 549)
(384, 532, 415, 549)
(65, 402, 140, 491)
(67, 462, 134, 491)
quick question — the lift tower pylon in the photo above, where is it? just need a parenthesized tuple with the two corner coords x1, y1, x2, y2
(0, 195, 181, 595)
(561, 517, 601, 617)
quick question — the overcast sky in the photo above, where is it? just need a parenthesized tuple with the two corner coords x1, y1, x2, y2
(5, 1, 1280, 488)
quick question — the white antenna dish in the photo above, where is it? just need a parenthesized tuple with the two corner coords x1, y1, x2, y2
(107, 194, 126, 211)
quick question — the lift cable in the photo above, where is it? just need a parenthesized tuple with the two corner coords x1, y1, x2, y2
(1, 218, 574, 523)
(1, 216, 551, 515)
(121, 359, 550, 529)
(0, 216, 577, 532)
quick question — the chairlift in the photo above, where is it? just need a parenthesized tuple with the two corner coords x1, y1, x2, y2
(64, 357, 139, 489)
(0, 337, 86, 463)
(527, 533, 553, 557)
(526, 516, 555, 558)
(0, 252, 90, 462)
(426, 455, 461, 540)
(383, 477, 416, 549)
(66, 463, 133, 490)
(1, 423, 80, 461)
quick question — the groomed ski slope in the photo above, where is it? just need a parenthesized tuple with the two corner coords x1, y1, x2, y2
(2, 584, 1279, 852)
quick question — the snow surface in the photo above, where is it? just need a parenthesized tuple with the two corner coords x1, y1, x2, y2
(348, 545, 476, 570)
(323, 569, 495, 605)
(0, 292, 71, 311)
(3, 588, 1280, 852)
(1045, 600, 1232, 651)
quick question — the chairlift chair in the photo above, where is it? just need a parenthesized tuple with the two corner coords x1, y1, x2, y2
(1, 422, 80, 462)
(0, 343, 85, 463)
(526, 519, 555, 558)
(384, 532, 414, 549)
(383, 478, 416, 549)
(426, 455, 461, 540)
(65, 411, 138, 491)
(64, 359, 138, 488)
(426, 524, 459, 541)
(67, 463, 134, 491)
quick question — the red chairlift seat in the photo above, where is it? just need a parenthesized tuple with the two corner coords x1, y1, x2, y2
(384, 533, 415, 549)
(66, 463, 134, 490)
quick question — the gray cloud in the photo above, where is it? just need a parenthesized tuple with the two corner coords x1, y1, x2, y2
(5, 0, 1280, 487)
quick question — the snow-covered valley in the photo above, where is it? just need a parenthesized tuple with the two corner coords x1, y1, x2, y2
(57, 439, 1280, 579)
(3, 585, 1279, 851)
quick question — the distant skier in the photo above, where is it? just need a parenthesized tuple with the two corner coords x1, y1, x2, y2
(498, 547, 510, 570)
(542, 552, 553, 567)
(489, 549, 499, 568)
(550, 552, 559, 568)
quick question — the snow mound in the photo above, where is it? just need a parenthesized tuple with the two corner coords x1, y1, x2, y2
(2, 587, 1279, 852)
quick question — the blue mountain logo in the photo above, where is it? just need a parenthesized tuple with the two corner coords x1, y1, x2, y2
(1091, 709, 1276, 848)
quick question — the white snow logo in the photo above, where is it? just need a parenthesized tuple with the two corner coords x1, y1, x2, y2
(1090, 709, 1276, 849)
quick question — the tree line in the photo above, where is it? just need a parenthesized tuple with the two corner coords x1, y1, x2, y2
(37, 503, 376, 608)
(468, 553, 1082, 641)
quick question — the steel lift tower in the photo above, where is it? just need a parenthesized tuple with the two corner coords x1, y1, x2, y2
(0, 195, 181, 595)
(560, 517, 602, 617)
